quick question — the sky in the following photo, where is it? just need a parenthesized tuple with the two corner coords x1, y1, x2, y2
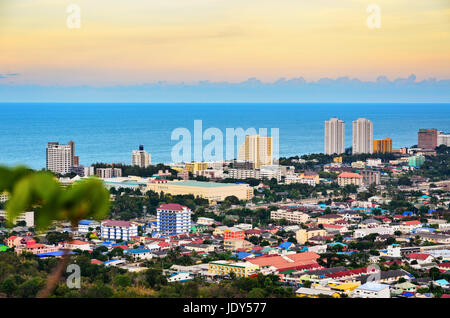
(0, 0, 449, 101)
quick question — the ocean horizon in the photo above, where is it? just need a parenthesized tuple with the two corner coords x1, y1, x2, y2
(1, 102, 449, 170)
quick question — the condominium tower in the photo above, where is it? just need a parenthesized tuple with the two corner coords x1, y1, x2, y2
(46, 141, 75, 175)
(237, 134, 273, 169)
(373, 137, 392, 153)
(131, 145, 151, 168)
(352, 118, 373, 154)
(324, 117, 345, 155)
(418, 129, 438, 150)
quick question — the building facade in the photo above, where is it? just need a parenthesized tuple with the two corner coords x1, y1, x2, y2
(146, 180, 253, 202)
(373, 137, 392, 153)
(437, 131, 450, 147)
(324, 117, 345, 155)
(418, 129, 437, 150)
(156, 203, 192, 235)
(132, 145, 151, 168)
(46, 141, 75, 175)
(352, 118, 373, 154)
(337, 172, 363, 187)
(237, 134, 273, 169)
(100, 220, 138, 241)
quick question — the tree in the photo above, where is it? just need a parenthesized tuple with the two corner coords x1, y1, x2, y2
(114, 274, 132, 288)
(0, 165, 110, 298)
(248, 287, 266, 298)
(0, 278, 16, 297)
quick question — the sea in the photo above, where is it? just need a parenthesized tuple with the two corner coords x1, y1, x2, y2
(0, 103, 449, 170)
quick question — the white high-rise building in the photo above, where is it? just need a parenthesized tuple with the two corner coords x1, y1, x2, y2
(132, 145, 151, 168)
(352, 118, 373, 154)
(46, 141, 74, 175)
(437, 131, 450, 147)
(237, 134, 273, 169)
(324, 117, 345, 155)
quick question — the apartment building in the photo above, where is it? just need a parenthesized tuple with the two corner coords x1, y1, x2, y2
(352, 118, 373, 154)
(100, 220, 138, 241)
(46, 141, 75, 175)
(131, 145, 151, 168)
(324, 117, 345, 155)
(270, 209, 309, 224)
(237, 134, 273, 169)
(156, 203, 192, 235)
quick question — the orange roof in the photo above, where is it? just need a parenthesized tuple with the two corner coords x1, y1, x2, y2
(63, 240, 89, 245)
(402, 220, 421, 225)
(247, 252, 320, 269)
(338, 172, 362, 178)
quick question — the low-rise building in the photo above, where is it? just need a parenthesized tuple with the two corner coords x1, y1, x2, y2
(208, 260, 259, 277)
(351, 283, 390, 298)
(270, 209, 309, 224)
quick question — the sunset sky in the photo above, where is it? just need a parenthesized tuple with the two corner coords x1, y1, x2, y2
(0, 0, 449, 86)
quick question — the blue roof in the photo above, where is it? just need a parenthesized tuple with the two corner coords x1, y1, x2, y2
(79, 220, 95, 225)
(435, 279, 449, 286)
(402, 292, 415, 297)
(36, 251, 76, 258)
(235, 252, 252, 260)
(279, 242, 293, 249)
(126, 248, 150, 254)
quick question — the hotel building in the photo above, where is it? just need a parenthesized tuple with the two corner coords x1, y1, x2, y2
(324, 117, 345, 155)
(156, 203, 192, 235)
(132, 145, 151, 168)
(46, 141, 75, 175)
(237, 134, 273, 169)
(352, 118, 373, 154)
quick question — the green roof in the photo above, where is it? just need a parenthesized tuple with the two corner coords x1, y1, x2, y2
(166, 180, 241, 188)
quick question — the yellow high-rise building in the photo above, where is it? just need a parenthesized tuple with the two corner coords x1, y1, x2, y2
(237, 134, 273, 169)
(185, 162, 207, 173)
(373, 137, 392, 153)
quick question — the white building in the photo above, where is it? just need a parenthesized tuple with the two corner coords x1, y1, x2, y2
(197, 217, 215, 226)
(352, 118, 373, 154)
(0, 210, 34, 227)
(157, 203, 192, 235)
(351, 283, 390, 298)
(132, 145, 151, 168)
(437, 131, 450, 146)
(101, 220, 138, 241)
(77, 219, 100, 234)
(260, 165, 282, 181)
(96, 168, 122, 178)
(46, 141, 75, 175)
(270, 209, 309, 224)
(354, 227, 394, 239)
(324, 117, 345, 155)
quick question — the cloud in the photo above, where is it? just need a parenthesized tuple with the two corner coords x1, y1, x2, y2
(0, 74, 449, 102)
(0, 72, 20, 79)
